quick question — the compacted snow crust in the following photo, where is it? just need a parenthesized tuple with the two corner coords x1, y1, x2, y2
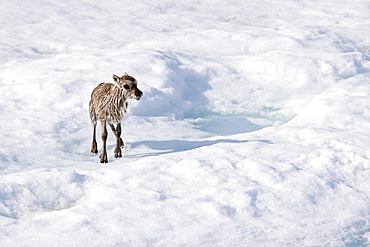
(0, 0, 370, 246)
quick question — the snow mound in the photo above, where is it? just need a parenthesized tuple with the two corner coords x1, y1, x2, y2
(0, 169, 86, 219)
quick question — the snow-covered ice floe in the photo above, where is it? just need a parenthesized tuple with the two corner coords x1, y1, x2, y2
(0, 0, 370, 246)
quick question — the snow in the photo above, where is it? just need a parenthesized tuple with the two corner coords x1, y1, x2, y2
(0, 0, 370, 246)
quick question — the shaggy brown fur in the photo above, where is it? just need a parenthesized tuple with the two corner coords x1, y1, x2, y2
(89, 73, 143, 163)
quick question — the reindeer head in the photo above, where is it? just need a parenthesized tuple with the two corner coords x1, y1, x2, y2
(113, 73, 143, 100)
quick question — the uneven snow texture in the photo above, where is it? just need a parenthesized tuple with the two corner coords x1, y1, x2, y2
(0, 0, 370, 246)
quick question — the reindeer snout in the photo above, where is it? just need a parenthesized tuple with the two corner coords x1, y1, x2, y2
(135, 89, 143, 100)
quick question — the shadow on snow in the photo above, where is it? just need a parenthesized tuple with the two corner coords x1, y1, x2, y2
(128, 139, 272, 158)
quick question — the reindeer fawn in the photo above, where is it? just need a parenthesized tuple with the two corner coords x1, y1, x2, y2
(89, 73, 143, 163)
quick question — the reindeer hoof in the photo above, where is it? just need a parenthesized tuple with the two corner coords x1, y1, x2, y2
(119, 138, 124, 148)
(91, 141, 98, 154)
(99, 152, 108, 163)
(114, 153, 122, 158)
(114, 148, 122, 158)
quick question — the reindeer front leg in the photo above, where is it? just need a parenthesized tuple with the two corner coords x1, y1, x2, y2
(91, 120, 98, 154)
(100, 120, 108, 163)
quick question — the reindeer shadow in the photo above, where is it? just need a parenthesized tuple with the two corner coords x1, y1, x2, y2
(128, 139, 272, 158)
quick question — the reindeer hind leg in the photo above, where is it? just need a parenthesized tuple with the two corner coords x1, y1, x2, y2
(109, 123, 123, 158)
(109, 123, 124, 148)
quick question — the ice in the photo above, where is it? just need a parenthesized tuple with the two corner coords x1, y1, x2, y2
(1, 0, 370, 246)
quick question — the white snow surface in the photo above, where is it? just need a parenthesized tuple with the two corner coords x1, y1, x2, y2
(1, 0, 370, 246)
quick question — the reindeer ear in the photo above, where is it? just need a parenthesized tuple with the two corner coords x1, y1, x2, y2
(124, 72, 128, 76)
(112, 74, 120, 82)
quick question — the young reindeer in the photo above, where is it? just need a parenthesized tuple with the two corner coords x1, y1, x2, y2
(89, 73, 143, 163)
